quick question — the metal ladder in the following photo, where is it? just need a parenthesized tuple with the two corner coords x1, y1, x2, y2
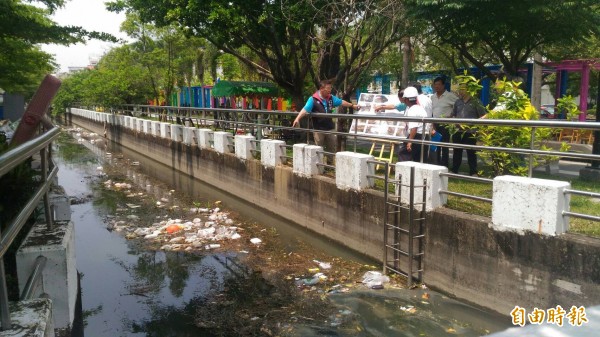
(383, 166, 427, 288)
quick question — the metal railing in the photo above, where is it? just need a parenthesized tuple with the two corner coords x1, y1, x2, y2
(439, 172, 494, 203)
(75, 104, 600, 221)
(0, 126, 60, 329)
(563, 189, 600, 222)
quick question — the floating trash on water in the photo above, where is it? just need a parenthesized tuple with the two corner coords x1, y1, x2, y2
(361, 271, 390, 289)
(166, 224, 182, 234)
(126, 204, 141, 209)
(400, 306, 417, 313)
(295, 273, 327, 286)
(313, 260, 331, 269)
(250, 238, 262, 245)
(97, 166, 103, 171)
(131, 161, 140, 166)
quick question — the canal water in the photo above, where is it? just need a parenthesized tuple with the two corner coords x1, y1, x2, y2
(55, 127, 511, 336)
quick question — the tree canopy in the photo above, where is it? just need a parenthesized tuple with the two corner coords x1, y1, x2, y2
(107, 0, 410, 107)
(0, 0, 117, 95)
(406, 0, 600, 78)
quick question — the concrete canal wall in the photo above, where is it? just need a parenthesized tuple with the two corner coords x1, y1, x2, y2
(69, 109, 600, 317)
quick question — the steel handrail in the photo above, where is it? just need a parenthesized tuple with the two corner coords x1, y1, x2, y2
(0, 126, 59, 329)
(0, 127, 60, 178)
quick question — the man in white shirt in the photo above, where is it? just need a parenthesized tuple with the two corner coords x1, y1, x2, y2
(431, 76, 459, 166)
(402, 86, 429, 162)
(409, 82, 432, 116)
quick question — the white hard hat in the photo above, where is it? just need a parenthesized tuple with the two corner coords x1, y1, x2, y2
(403, 87, 419, 98)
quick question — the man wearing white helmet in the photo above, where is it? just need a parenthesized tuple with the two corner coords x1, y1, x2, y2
(402, 86, 429, 162)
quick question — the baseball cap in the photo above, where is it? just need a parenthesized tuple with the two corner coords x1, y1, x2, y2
(403, 87, 419, 98)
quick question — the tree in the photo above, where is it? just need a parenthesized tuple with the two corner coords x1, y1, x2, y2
(406, 0, 600, 79)
(460, 76, 560, 176)
(107, 0, 411, 109)
(53, 46, 156, 112)
(300, 0, 411, 99)
(0, 0, 117, 95)
(120, 14, 207, 105)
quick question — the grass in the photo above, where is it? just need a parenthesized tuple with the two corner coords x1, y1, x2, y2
(535, 172, 600, 237)
(442, 170, 600, 238)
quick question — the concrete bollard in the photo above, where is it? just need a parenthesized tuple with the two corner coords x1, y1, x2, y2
(261, 139, 285, 167)
(50, 194, 71, 221)
(136, 118, 144, 132)
(213, 131, 232, 153)
(183, 127, 196, 145)
(197, 129, 213, 149)
(124, 116, 132, 129)
(235, 135, 256, 160)
(395, 162, 448, 211)
(17, 221, 78, 330)
(293, 144, 308, 176)
(170, 124, 183, 142)
(335, 151, 374, 191)
(143, 120, 152, 134)
(131, 117, 138, 130)
(151, 121, 161, 137)
(293, 144, 323, 177)
(492, 176, 570, 235)
(129, 117, 137, 130)
(160, 122, 171, 139)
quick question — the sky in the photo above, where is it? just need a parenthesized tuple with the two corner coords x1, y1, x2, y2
(41, 0, 128, 73)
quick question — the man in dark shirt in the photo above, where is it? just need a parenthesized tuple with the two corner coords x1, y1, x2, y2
(450, 85, 487, 176)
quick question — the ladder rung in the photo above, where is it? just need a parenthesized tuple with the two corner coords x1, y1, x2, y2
(386, 226, 409, 233)
(385, 246, 409, 256)
(384, 266, 409, 278)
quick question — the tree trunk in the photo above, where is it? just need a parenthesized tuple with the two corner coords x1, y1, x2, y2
(401, 37, 411, 88)
(531, 52, 543, 110)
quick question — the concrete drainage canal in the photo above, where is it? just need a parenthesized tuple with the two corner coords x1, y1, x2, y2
(55, 126, 510, 336)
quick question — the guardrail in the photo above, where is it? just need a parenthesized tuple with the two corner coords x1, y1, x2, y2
(75, 104, 600, 223)
(0, 126, 60, 329)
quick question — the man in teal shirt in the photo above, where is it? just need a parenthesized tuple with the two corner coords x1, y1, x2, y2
(292, 79, 357, 154)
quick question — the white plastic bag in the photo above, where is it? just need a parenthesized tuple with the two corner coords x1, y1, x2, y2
(361, 271, 390, 289)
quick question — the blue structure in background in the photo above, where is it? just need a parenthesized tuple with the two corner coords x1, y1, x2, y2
(175, 86, 213, 108)
(365, 65, 510, 106)
(382, 74, 391, 94)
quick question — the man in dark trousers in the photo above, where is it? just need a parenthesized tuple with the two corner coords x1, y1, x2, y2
(450, 84, 487, 176)
(402, 86, 429, 162)
(431, 76, 458, 166)
(292, 79, 357, 154)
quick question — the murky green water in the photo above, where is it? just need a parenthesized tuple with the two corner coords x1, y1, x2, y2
(56, 126, 511, 336)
